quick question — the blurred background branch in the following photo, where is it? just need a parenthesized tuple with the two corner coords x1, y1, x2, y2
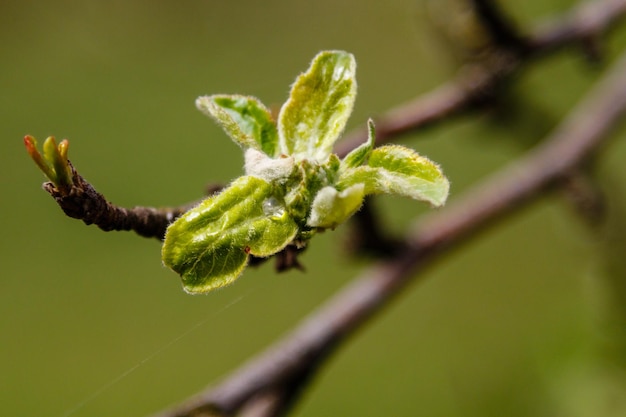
(335, 0, 626, 157)
(150, 1, 626, 416)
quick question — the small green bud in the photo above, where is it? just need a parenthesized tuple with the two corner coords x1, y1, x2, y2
(24, 135, 73, 191)
(307, 184, 365, 229)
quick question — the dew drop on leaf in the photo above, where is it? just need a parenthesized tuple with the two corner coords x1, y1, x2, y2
(262, 197, 286, 219)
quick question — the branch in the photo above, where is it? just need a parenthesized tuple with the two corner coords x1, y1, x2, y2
(25, 0, 626, 247)
(38, 168, 308, 271)
(529, 0, 626, 53)
(43, 161, 194, 240)
(150, 38, 626, 417)
(23, 1, 626, 415)
(343, 0, 626, 262)
(335, 0, 626, 158)
(469, 0, 530, 54)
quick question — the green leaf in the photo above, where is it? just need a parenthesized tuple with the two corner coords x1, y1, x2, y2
(307, 184, 365, 229)
(337, 145, 449, 207)
(196, 94, 279, 157)
(162, 176, 298, 294)
(340, 118, 375, 170)
(278, 50, 356, 161)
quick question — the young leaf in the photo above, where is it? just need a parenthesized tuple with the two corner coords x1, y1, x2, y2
(162, 176, 298, 293)
(196, 95, 279, 157)
(307, 184, 365, 229)
(337, 145, 449, 207)
(340, 118, 375, 170)
(278, 51, 356, 161)
(24, 135, 73, 190)
(43, 137, 73, 188)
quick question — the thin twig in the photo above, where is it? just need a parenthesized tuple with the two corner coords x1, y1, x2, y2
(335, 62, 510, 157)
(344, 0, 626, 261)
(469, 0, 530, 53)
(43, 163, 194, 240)
(335, 0, 626, 158)
(35, 0, 626, 242)
(150, 41, 626, 417)
(528, 0, 626, 54)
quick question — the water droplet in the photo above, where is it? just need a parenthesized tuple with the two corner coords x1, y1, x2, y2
(262, 197, 285, 219)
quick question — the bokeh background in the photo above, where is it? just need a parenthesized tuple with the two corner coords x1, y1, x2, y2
(2, 1, 626, 416)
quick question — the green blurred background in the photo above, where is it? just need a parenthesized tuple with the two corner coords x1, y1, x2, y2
(2, 1, 626, 416)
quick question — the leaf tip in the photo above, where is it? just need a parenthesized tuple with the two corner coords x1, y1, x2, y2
(195, 95, 212, 113)
(367, 118, 376, 147)
(428, 176, 451, 208)
(24, 135, 40, 160)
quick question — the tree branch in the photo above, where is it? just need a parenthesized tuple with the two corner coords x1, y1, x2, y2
(29, 0, 626, 247)
(343, 0, 626, 263)
(42, 163, 194, 240)
(469, 0, 530, 54)
(150, 33, 626, 417)
(335, 0, 626, 158)
(529, 0, 626, 54)
(24, 1, 626, 415)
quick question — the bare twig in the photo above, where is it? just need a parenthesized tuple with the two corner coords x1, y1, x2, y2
(43, 170, 308, 269)
(529, 0, 626, 54)
(409, 55, 626, 252)
(469, 0, 530, 53)
(344, 0, 626, 262)
(43, 163, 194, 240)
(150, 39, 626, 417)
(335, 0, 626, 158)
(335, 62, 509, 157)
